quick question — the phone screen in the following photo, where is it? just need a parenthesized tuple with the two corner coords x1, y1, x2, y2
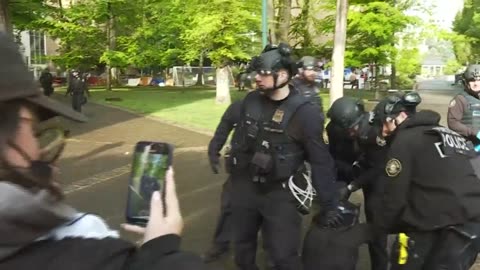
(126, 142, 172, 225)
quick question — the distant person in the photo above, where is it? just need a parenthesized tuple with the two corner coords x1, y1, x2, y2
(66, 70, 90, 112)
(39, 68, 54, 96)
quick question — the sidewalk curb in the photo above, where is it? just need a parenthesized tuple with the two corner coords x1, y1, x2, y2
(90, 101, 215, 137)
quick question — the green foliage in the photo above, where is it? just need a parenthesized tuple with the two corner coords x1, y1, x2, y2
(396, 48, 421, 77)
(444, 59, 463, 75)
(453, 0, 480, 63)
(181, 0, 261, 66)
(345, 1, 419, 67)
(22, 0, 261, 71)
(10, 0, 57, 31)
(36, 0, 105, 69)
(396, 74, 415, 89)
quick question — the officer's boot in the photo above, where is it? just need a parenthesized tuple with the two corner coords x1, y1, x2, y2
(202, 244, 230, 263)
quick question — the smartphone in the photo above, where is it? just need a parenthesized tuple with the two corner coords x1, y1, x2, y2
(125, 141, 173, 226)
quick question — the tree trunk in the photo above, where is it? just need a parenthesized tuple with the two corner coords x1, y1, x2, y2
(0, 0, 12, 35)
(390, 62, 397, 89)
(277, 0, 292, 42)
(301, 0, 311, 50)
(215, 65, 231, 105)
(374, 62, 381, 99)
(196, 53, 204, 86)
(106, 1, 116, 91)
(329, 0, 348, 105)
(267, 0, 276, 44)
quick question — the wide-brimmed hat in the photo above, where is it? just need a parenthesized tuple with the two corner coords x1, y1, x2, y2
(0, 33, 87, 122)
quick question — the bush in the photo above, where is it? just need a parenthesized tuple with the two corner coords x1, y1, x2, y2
(396, 74, 415, 90)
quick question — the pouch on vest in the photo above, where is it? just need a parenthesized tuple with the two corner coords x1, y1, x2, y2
(251, 152, 273, 174)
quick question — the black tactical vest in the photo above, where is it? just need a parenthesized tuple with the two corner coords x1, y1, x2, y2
(231, 91, 309, 182)
(460, 91, 480, 131)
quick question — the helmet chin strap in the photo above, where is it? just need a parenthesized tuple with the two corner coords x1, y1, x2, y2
(258, 72, 290, 94)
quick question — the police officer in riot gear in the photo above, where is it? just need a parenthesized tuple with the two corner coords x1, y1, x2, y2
(327, 96, 391, 270)
(448, 64, 480, 146)
(39, 68, 54, 96)
(371, 94, 480, 270)
(66, 70, 89, 112)
(229, 43, 340, 270)
(290, 56, 322, 108)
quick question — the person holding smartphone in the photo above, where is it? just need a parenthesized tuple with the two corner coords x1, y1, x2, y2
(0, 33, 207, 270)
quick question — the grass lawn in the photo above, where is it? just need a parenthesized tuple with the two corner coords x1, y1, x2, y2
(70, 86, 376, 132)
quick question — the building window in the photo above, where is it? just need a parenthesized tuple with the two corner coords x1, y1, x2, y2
(29, 31, 46, 65)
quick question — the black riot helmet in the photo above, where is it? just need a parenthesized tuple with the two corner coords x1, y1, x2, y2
(250, 43, 297, 92)
(463, 64, 480, 95)
(297, 56, 317, 70)
(327, 97, 366, 129)
(370, 91, 422, 126)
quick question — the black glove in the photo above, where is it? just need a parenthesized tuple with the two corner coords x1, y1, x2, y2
(209, 153, 220, 174)
(313, 208, 344, 229)
(352, 161, 363, 178)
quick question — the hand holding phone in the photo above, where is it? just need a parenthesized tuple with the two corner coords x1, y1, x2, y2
(125, 141, 173, 226)
(122, 168, 184, 243)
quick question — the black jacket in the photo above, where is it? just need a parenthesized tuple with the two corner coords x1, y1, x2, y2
(67, 77, 88, 95)
(354, 114, 389, 193)
(0, 182, 208, 270)
(0, 235, 208, 270)
(378, 110, 480, 233)
(325, 121, 358, 184)
(208, 100, 242, 157)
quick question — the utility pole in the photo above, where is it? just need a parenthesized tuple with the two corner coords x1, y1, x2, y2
(262, 0, 268, 48)
(330, 0, 348, 104)
(390, 0, 397, 90)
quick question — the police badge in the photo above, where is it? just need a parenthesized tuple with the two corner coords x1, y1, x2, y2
(386, 158, 402, 177)
(272, 109, 285, 123)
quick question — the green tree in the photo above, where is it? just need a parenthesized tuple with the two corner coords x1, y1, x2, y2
(181, 0, 260, 104)
(39, 0, 106, 70)
(453, 0, 480, 63)
(345, 1, 418, 88)
(1, 0, 55, 34)
(444, 59, 463, 75)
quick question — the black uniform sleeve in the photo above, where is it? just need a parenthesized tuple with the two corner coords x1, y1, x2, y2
(207, 101, 241, 156)
(127, 234, 209, 270)
(353, 146, 387, 188)
(353, 166, 381, 188)
(326, 122, 353, 183)
(294, 104, 338, 209)
(378, 135, 414, 232)
(448, 95, 478, 137)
